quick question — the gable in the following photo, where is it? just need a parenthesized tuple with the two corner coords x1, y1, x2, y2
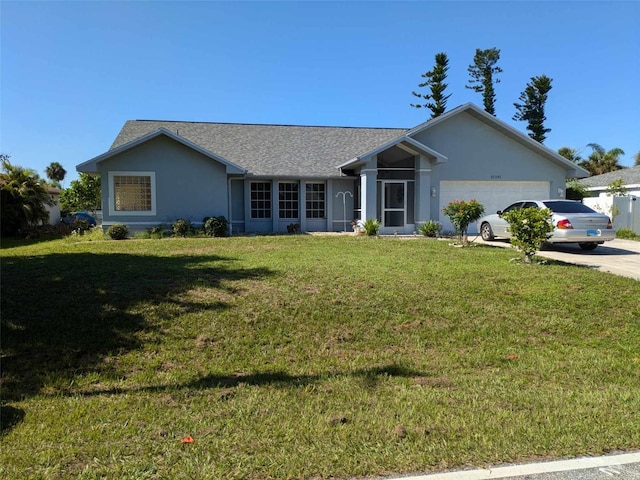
(408, 103, 589, 178)
(77, 128, 245, 175)
(108, 121, 407, 177)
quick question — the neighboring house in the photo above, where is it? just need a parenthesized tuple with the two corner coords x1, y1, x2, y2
(76, 103, 588, 235)
(579, 165, 640, 233)
(45, 186, 62, 225)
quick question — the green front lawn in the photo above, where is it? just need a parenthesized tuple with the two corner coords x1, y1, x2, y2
(1, 235, 639, 479)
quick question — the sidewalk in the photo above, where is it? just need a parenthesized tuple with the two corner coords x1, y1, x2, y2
(380, 451, 640, 479)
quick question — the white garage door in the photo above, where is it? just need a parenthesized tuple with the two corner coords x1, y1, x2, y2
(439, 181, 550, 234)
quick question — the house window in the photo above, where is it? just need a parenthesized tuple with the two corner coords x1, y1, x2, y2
(250, 182, 272, 219)
(306, 183, 325, 218)
(279, 182, 299, 219)
(109, 171, 156, 215)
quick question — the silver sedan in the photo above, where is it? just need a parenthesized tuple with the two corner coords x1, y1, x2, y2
(477, 200, 615, 250)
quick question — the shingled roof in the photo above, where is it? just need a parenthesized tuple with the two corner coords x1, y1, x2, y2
(577, 165, 640, 188)
(111, 120, 408, 177)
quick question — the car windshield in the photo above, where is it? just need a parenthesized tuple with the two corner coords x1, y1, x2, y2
(542, 201, 597, 214)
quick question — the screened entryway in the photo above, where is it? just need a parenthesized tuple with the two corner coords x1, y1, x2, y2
(375, 148, 416, 234)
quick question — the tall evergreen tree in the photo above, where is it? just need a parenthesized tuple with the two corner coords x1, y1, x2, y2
(466, 47, 502, 115)
(411, 52, 451, 118)
(465, 48, 502, 115)
(578, 144, 625, 176)
(513, 74, 553, 143)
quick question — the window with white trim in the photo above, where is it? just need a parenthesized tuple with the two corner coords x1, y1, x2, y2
(278, 182, 299, 219)
(109, 172, 156, 215)
(250, 182, 271, 219)
(305, 183, 325, 218)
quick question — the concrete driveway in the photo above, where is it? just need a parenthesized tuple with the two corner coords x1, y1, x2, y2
(475, 238, 640, 281)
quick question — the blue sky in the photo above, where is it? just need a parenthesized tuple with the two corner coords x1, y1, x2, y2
(1, 1, 638, 184)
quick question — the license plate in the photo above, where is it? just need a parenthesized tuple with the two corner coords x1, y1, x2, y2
(587, 229, 600, 236)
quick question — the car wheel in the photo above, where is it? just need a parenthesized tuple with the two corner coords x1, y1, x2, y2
(480, 222, 495, 241)
(579, 242, 598, 251)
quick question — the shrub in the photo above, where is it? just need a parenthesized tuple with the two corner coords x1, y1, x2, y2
(418, 220, 442, 238)
(616, 228, 639, 240)
(172, 218, 193, 237)
(202, 216, 229, 237)
(287, 223, 300, 234)
(107, 224, 129, 240)
(149, 224, 167, 239)
(442, 199, 485, 245)
(502, 207, 554, 263)
(362, 218, 380, 236)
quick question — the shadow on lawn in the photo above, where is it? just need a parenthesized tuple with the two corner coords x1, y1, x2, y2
(0, 252, 273, 431)
(68, 363, 427, 397)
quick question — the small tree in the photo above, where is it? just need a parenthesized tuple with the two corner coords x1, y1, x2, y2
(513, 74, 553, 143)
(411, 52, 451, 119)
(565, 179, 588, 201)
(466, 47, 503, 115)
(503, 207, 554, 264)
(442, 199, 485, 246)
(60, 173, 101, 216)
(604, 178, 628, 225)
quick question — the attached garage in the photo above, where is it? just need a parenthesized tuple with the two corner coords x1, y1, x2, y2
(439, 180, 551, 234)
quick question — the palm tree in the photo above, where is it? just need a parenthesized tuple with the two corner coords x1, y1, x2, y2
(45, 161, 66, 187)
(634, 151, 640, 166)
(1, 155, 53, 236)
(578, 144, 625, 176)
(557, 147, 582, 164)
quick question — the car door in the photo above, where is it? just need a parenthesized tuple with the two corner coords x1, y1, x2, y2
(493, 202, 524, 237)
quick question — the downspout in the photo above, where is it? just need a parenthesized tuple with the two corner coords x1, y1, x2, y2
(228, 177, 233, 236)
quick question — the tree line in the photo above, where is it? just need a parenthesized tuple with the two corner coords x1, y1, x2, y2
(410, 47, 638, 174)
(1, 154, 100, 237)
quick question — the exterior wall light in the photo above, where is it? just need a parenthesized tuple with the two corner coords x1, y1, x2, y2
(431, 187, 437, 197)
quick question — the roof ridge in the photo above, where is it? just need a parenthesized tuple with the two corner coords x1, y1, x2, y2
(130, 119, 408, 130)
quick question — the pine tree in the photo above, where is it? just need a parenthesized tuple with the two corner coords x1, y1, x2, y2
(513, 74, 553, 143)
(411, 52, 451, 118)
(466, 48, 502, 115)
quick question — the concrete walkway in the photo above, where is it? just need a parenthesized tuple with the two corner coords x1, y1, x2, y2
(380, 451, 640, 480)
(474, 238, 640, 281)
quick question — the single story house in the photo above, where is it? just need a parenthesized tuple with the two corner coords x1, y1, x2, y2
(579, 165, 640, 233)
(76, 103, 588, 235)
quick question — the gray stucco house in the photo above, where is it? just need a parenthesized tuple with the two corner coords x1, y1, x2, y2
(76, 103, 588, 235)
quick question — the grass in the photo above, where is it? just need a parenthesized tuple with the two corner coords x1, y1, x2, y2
(1, 234, 639, 479)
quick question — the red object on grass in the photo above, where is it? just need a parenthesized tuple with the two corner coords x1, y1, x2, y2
(181, 435, 195, 444)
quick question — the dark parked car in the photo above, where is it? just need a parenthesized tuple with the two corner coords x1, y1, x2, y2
(477, 200, 615, 250)
(61, 211, 97, 227)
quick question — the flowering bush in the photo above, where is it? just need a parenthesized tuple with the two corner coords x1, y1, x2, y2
(418, 220, 442, 238)
(441, 199, 485, 245)
(502, 207, 554, 263)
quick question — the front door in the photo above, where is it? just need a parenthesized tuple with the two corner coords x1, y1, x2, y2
(382, 182, 405, 231)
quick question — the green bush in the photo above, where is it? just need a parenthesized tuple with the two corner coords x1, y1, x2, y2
(442, 199, 485, 245)
(418, 220, 442, 238)
(172, 219, 193, 237)
(149, 224, 167, 239)
(362, 218, 380, 236)
(202, 216, 229, 237)
(616, 228, 639, 240)
(107, 224, 129, 240)
(502, 207, 554, 263)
